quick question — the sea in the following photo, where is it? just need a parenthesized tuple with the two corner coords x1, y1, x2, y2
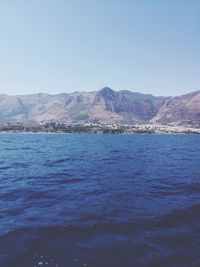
(0, 134, 200, 267)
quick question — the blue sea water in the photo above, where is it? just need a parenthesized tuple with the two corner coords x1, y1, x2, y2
(0, 134, 200, 267)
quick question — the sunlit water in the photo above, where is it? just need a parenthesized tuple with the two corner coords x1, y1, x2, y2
(0, 134, 200, 267)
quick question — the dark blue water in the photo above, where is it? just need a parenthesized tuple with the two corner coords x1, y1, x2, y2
(0, 134, 200, 267)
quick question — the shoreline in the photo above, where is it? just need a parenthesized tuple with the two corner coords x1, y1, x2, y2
(0, 131, 199, 135)
(0, 123, 200, 135)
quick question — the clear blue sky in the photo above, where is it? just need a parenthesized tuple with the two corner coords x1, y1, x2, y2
(0, 0, 199, 96)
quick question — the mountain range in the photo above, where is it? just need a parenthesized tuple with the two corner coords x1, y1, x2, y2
(0, 87, 199, 125)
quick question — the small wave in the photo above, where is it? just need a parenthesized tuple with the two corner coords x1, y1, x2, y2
(0, 165, 12, 170)
(179, 183, 200, 193)
(57, 178, 84, 185)
(0, 162, 27, 170)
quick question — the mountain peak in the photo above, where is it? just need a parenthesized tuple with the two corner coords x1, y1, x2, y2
(98, 87, 116, 97)
(99, 87, 114, 93)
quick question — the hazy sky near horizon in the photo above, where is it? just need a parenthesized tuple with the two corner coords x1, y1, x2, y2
(0, 0, 200, 96)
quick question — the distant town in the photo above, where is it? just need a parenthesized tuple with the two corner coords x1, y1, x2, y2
(0, 122, 200, 134)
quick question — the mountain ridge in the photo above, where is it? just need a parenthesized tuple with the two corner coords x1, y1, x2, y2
(0, 87, 199, 125)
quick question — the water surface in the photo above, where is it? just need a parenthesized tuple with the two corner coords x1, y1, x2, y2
(0, 134, 200, 267)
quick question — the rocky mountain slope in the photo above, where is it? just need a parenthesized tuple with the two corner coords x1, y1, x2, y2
(151, 90, 200, 124)
(0, 87, 199, 124)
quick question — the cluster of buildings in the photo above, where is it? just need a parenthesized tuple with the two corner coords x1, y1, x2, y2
(0, 122, 200, 134)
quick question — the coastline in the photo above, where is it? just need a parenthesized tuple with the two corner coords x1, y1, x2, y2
(0, 131, 199, 135)
(0, 122, 200, 135)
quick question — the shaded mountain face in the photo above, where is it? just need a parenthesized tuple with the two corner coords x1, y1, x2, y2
(151, 90, 200, 124)
(0, 88, 199, 124)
